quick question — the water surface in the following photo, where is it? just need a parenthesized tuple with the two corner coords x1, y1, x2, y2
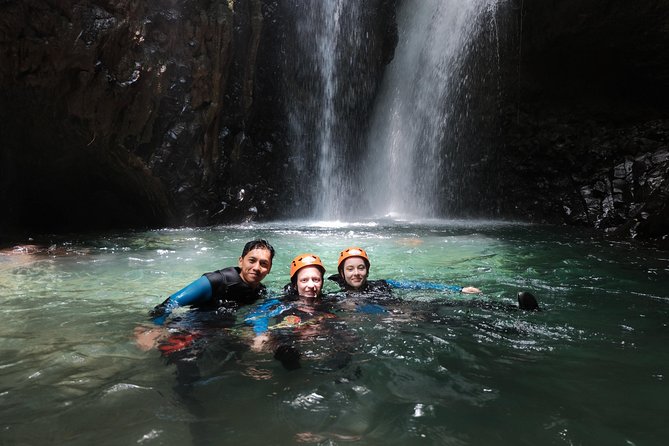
(1, 220, 667, 445)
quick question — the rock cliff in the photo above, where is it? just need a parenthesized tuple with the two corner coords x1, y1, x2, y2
(491, 0, 669, 247)
(1, 0, 281, 232)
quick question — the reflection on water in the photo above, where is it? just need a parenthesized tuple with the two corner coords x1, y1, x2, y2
(1, 220, 668, 445)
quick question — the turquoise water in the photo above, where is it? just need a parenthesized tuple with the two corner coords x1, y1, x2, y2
(1, 220, 667, 445)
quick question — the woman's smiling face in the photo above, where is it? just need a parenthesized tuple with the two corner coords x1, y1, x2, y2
(342, 256, 368, 289)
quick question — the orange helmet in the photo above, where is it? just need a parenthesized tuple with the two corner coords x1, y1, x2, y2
(337, 247, 370, 271)
(289, 253, 326, 280)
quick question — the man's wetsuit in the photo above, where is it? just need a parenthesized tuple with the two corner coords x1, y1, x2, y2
(150, 267, 267, 324)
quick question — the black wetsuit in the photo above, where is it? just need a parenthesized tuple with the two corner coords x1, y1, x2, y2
(327, 273, 393, 297)
(150, 266, 267, 322)
(202, 267, 267, 308)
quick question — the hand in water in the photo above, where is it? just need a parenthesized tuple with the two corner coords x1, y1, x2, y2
(133, 325, 168, 351)
(461, 286, 481, 294)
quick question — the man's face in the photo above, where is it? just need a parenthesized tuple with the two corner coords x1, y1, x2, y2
(238, 248, 272, 287)
(295, 266, 323, 297)
(342, 257, 368, 289)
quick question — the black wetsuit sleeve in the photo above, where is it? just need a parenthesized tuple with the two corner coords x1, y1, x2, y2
(327, 273, 347, 288)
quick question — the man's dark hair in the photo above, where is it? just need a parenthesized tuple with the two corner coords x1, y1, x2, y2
(241, 239, 275, 261)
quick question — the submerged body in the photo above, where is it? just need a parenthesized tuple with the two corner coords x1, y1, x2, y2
(247, 253, 354, 370)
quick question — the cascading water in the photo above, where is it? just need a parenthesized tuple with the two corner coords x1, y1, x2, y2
(286, 0, 500, 220)
(285, 1, 366, 220)
(364, 0, 499, 219)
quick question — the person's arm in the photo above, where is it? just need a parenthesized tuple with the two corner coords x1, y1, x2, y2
(244, 298, 291, 353)
(385, 279, 480, 294)
(244, 298, 288, 335)
(149, 276, 213, 324)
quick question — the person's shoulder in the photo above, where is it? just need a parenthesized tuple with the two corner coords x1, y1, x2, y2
(368, 279, 389, 286)
(204, 267, 241, 284)
(355, 279, 394, 301)
(212, 266, 241, 277)
(327, 273, 346, 288)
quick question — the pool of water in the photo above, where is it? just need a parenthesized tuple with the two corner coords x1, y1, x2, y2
(1, 220, 667, 445)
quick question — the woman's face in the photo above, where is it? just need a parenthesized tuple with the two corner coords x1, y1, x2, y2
(342, 257, 368, 289)
(296, 265, 323, 297)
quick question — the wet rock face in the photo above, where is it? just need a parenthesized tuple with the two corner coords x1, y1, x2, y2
(487, 0, 669, 246)
(495, 116, 668, 247)
(568, 134, 669, 241)
(0, 0, 279, 233)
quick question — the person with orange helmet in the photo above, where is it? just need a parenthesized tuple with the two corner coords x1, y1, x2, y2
(246, 253, 344, 370)
(287, 253, 327, 297)
(329, 246, 482, 295)
(246, 252, 329, 340)
(329, 247, 543, 312)
(328, 247, 391, 294)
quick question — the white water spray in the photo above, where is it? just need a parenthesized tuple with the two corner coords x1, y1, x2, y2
(287, 1, 363, 220)
(364, 0, 497, 219)
(287, 0, 499, 221)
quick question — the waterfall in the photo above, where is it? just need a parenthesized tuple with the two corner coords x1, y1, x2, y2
(286, 0, 500, 220)
(285, 1, 366, 220)
(364, 0, 498, 219)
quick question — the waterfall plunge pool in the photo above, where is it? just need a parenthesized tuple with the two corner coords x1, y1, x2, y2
(1, 220, 667, 445)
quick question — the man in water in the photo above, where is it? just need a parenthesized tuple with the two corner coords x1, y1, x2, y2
(135, 239, 275, 350)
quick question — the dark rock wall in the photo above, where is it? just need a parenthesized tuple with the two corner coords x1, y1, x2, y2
(488, 0, 669, 247)
(1, 0, 281, 234)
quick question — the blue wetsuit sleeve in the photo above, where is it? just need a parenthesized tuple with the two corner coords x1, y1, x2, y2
(245, 298, 289, 334)
(150, 276, 213, 324)
(356, 303, 387, 314)
(386, 279, 463, 293)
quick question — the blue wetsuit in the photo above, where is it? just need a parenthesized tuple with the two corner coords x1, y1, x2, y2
(244, 298, 290, 334)
(150, 266, 266, 324)
(245, 296, 339, 334)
